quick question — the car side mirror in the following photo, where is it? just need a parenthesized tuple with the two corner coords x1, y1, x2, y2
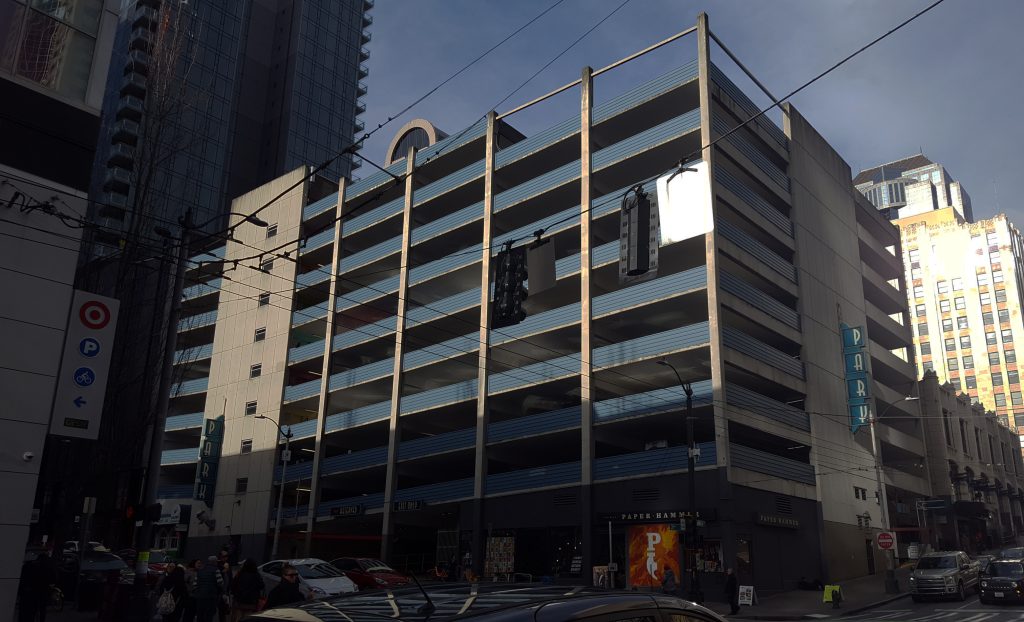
(961, 564, 970, 571)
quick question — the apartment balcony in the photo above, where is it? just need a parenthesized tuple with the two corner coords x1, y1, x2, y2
(129, 26, 151, 51)
(361, 31, 371, 45)
(101, 192, 127, 211)
(358, 64, 369, 79)
(132, 5, 158, 28)
(116, 95, 144, 121)
(354, 119, 365, 134)
(362, 13, 372, 27)
(103, 167, 131, 193)
(111, 119, 139, 145)
(359, 47, 370, 62)
(107, 143, 133, 168)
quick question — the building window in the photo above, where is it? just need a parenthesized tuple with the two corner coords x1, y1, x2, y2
(954, 297, 966, 310)
(948, 358, 959, 371)
(260, 259, 274, 272)
(994, 270, 1005, 283)
(241, 439, 253, 454)
(990, 352, 1002, 365)
(981, 292, 992, 306)
(258, 292, 271, 307)
(996, 289, 1007, 303)
(997, 394, 1008, 407)
(1002, 329, 1014, 343)
(988, 231, 999, 246)
(942, 318, 953, 332)
(937, 280, 949, 294)
(960, 335, 971, 349)
(966, 375, 978, 389)
(951, 378, 961, 390)
(920, 342, 932, 356)
(923, 361, 935, 372)
(913, 285, 925, 299)
(1007, 350, 1017, 363)
(235, 478, 248, 494)
(994, 373, 1005, 387)
(1013, 391, 1023, 406)
(908, 248, 920, 263)
(916, 304, 927, 317)
(987, 331, 998, 345)
(945, 338, 956, 352)
(940, 300, 951, 313)
(1010, 370, 1020, 385)
(957, 316, 969, 329)
(911, 268, 922, 280)
(984, 312, 995, 325)
(999, 309, 1011, 324)
(990, 251, 1001, 265)
(245, 401, 257, 416)
(978, 271, 990, 286)
(854, 487, 867, 500)
(267, 224, 278, 239)
(255, 327, 267, 342)
(918, 322, 929, 336)
(963, 355, 974, 369)
(250, 364, 262, 379)
(952, 277, 964, 291)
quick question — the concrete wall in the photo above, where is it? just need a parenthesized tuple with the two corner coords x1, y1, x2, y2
(0, 167, 86, 614)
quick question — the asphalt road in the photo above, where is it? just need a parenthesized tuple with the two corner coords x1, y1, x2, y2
(844, 594, 1024, 622)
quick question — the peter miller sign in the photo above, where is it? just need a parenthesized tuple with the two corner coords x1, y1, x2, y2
(841, 324, 872, 434)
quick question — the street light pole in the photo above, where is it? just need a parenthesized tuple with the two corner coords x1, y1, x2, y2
(257, 415, 292, 558)
(658, 360, 702, 602)
(871, 396, 919, 594)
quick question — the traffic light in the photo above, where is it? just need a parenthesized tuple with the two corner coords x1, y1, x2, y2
(492, 242, 528, 328)
(146, 503, 162, 523)
(619, 183, 658, 283)
(125, 503, 141, 521)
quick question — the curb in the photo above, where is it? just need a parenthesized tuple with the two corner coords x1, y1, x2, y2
(839, 592, 912, 617)
(709, 592, 912, 621)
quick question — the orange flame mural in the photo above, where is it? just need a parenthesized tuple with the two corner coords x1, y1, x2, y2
(628, 524, 680, 588)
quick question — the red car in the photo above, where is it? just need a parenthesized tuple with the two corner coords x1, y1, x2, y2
(330, 558, 409, 589)
(117, 549, 177, 586)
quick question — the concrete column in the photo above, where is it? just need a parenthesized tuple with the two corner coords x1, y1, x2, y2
(471, 112, 498, 575)
(381, 147, 417, 561)
(579, 66, 594, 572)
(303, 178, 346, 554)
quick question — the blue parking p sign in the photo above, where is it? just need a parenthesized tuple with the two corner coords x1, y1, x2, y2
(79, 338, 100, 357)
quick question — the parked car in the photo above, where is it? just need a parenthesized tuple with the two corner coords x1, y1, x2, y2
(980, 558, 1024, 603)
(258, 558, 358, 599)
(909, 551, 980, 601)
(60, 550, 134, 585)
(62, 541, 105, 554)
(1000, 547, 1024, 559)
(330, 558, 409, 589)
(249, 583, 727, 621)
(973, 554, 996, 573)
(116, 548, 177, 586)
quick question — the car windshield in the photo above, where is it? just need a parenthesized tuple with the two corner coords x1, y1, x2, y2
(917, 556, 957, 569)
(359, 559, 394, 572)
(989, 562, 1024, 577)
(296, 563, 342, 579)
(1001, 548, 1024, 558)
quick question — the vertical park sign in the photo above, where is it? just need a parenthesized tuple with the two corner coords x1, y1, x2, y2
(842, 324, 872, 434)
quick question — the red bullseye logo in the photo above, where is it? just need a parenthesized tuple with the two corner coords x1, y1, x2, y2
(79, 301, 111, 329)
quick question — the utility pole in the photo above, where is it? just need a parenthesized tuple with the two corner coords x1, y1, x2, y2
(871, 396, 917, 594)
(658, 360, 702, 602)
(257, 415, 293, 558)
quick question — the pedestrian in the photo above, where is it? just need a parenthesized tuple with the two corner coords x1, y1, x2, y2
(265, 563, 308, 609)
(158, 565, 188, 622)
(724, 568, 740, 615)
(218, 558, 233, 622)
(661, 565, 678, 595)
(182, 559, 200, 622)
(230, 559, 264, 621)
(194, 556, 225, 622)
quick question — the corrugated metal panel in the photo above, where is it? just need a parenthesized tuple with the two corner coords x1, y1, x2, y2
(400, 379, 477, 415)
(708, 63, 788, 148)
(395, 477, 474, 503)
(336, 275, 400, 312)
(414, 160, 485, 206)
(276, 460, 314, 483)
(316, 492, 386, 517)
(719, 271, 799, 329)
(321, 446, 388, 478)
(283, 378, 320, 403)
(288, 340, 324, 364)
(188, 246, 225, 265)
(488, 405, 581, 443)
(408, 246, 480, 286)
(715, 167, 793, 236)
(302, 193, 337, 221)
(712, 115, 789, 192)
(722, 327, 804, 379)
(403, 333, 479, 371)
(301, 227, 335, 256)
(593, 322, 710, 368)
(328, 357, 393, 391)
(494, 159, 580, 214)
(339, 236, 402, 273)
(332, 317, 396, 352)
(413, 117, 487, 166)
(594, 61, 699, 124)
(717, 218, 797, 282)
(411, 201, 484, 246)
(593, 268, 707, 318)
(295, 266, 331, 289)
(595, 443, 716, 481)
(405, 288, 479, 326)
(725, 384, 810, 431)
(292, 300, 329, 327)
(164, 412, 203, 431)
(182, 278, 221, 301)
(346, 196, 404, 236)
(170, 376, 208, 397)
(730, 443, 815, 485)
(496, 117, 579, 169)
(324, 400, 391, 434)
(156, 484, 194, 499)
(488, 352, 579, 395)
(490, 303, 580, 345)
(486, 462, 581, 495)
(177, 310, 216, 332)
(285, 418, 318, 441)
(174, 343, 212, 365)
(592, 241, 618, 268)
(399, 428, 475, 461)
(160, 447, 198, 465)
(594, 110, 700, 172)
(346, 161, 407, 203)
(594, 380, 713, 424)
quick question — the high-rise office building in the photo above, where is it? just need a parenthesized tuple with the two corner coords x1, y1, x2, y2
(894, 206, 1024, 429)
(854, 154, 973, 222)
(0, 0, 120, 611)
(155, 16, 940, 584)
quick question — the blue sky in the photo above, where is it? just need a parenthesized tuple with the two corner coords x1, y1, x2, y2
(356, 0, 1024, 224)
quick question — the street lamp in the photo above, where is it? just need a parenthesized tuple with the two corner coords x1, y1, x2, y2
(657, 360, 702, 603)
(871, 395, 919, 594)
(256, 415, 293, 558)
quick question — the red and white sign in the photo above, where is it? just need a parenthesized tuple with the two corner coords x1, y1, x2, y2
(876, 531, 896, 551)
(79, 300, 112, 329)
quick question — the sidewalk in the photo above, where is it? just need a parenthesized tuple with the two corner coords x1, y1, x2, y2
(702, 568, 912, 621)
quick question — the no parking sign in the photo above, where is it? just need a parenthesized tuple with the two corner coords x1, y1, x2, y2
(50, 291, 119, 440)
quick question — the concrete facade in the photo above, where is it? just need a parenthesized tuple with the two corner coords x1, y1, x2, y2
(154, 16, 931, 593)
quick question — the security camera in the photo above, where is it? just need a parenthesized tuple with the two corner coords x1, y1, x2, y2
(22, 452, 34, 462)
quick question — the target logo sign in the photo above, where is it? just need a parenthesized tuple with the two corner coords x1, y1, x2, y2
(79, 301, 111, 329)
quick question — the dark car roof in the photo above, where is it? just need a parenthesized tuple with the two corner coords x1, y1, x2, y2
(251, 583, 721, 622)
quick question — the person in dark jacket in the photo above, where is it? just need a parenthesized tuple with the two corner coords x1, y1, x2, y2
(230, 559, 264, 621)
(159, 566, 189, 622)
(265, 564, 307, 609)
(724, 568, 740, 615)
(194, 557, 225, 622)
